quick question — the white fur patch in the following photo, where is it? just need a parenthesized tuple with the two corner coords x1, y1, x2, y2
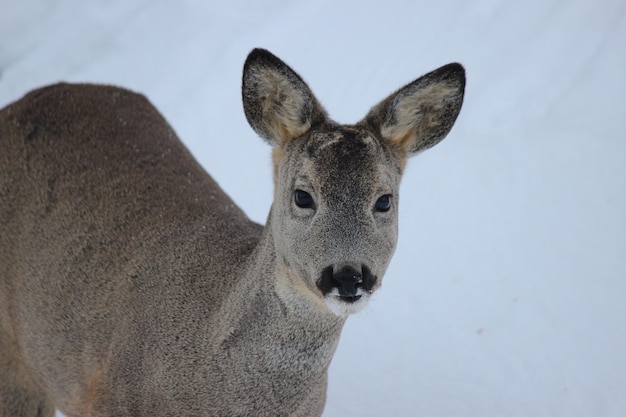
(324, 288, 371, 317)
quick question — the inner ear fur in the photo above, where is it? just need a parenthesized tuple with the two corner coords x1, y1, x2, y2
(242, 48, 327, 147)
(361, 63, 465, 156)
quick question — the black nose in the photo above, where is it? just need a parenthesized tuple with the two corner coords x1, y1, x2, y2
(317, 265, 376, 298)
(332, 266, 363, 297)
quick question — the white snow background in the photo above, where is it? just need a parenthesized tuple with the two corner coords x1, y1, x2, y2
(1, 0, 625, 416)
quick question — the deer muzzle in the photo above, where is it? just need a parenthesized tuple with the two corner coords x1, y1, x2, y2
(317, 265, 376, 302)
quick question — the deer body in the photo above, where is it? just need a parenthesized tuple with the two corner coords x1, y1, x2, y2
(0, 49, 464, 416)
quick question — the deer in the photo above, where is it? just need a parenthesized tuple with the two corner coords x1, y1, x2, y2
(0, 48, 465, 416)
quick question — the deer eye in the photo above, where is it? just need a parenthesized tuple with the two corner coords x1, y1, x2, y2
(375, 194, 392, 212)
(294, 189, 315, 209)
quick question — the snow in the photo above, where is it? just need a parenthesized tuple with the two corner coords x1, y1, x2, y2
(1, 0, 625, 415)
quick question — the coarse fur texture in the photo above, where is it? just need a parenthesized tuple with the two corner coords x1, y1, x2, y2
(0, 48, 465, 416)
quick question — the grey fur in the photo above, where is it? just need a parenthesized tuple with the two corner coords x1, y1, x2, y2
(0, 48, 465, 416)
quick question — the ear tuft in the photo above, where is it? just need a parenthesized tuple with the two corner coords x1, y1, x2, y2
(362, 63, 465, 156)
(242, 48, 327, 146)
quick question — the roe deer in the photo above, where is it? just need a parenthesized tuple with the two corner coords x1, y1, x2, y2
(0, 48, 465, 416)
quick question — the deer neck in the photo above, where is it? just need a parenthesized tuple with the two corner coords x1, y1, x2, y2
(218, 218, 346, 373)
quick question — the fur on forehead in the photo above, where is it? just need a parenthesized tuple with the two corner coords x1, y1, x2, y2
(271, 125, 403, 181)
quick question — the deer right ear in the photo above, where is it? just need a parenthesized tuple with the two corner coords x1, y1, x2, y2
(361, 63, 465, 156)
(242, 48, 327, 147)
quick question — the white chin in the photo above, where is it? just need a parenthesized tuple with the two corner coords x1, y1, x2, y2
(324, 291, 371, 317)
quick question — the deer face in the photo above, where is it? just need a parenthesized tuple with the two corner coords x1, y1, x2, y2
(242, 49, 465, 316)
(270, 127, 403, 315)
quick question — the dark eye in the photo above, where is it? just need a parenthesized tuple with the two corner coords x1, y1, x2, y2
(375, 194, 392, 212)
(294, 190, 315, 209)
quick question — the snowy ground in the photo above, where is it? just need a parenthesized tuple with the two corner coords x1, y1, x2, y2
(2, 0, 625, 416)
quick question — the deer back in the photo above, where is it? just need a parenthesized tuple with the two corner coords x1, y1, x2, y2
(0, 83, 262, 414)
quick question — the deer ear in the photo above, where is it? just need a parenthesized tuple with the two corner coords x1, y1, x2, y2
(242, 48, 327, 147)
(362, 63, 465, 156)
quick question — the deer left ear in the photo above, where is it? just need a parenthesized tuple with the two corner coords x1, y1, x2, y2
(242, 48, 328, 147)
(361, 63, 465, 156)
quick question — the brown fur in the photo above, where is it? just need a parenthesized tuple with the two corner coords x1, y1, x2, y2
(0, 48, 464, 416)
